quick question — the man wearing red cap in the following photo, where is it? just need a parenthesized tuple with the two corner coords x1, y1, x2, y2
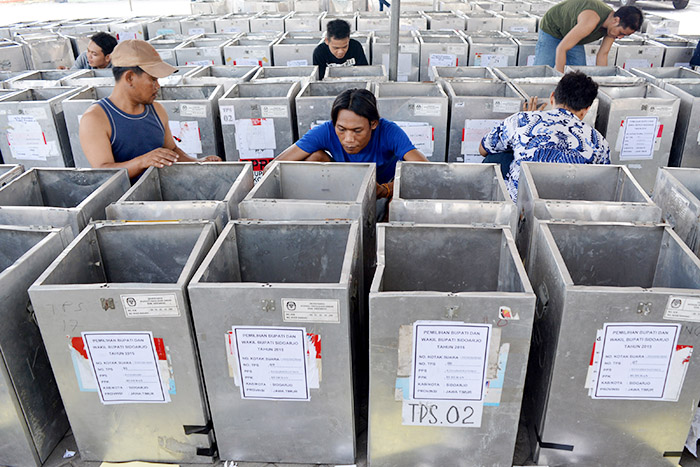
(79, 40, 220, 179)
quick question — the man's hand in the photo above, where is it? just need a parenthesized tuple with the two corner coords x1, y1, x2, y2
(523, 97, 547, 112)
(200, 155, 222, 162)
(139, 147, 179, 169)
(376, 182, 394, 199)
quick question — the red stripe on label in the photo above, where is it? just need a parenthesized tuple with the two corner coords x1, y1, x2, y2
(456, 58, 458, 66)
(589, 342, 596, 366)
(233, 61, 237, 65)
(432, 127, 434, 141)
(462, 127, 465, 141)
(154, 338, 167, 360)
(42, 133, 47, 144)
(657, 124, 663, 138)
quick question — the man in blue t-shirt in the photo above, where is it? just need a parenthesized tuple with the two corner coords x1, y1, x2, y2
(275, 88, 427, 199)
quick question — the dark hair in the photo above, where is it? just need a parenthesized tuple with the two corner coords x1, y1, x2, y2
(112, 66, 143, 82)
(553, 71, 598, 111)
(90, 32, 118, 55)
(614, 6, 643, 32)
(331, 88, 380, 125)
(326, 19, 351, 40)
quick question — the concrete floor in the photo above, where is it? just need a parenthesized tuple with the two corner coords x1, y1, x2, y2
(4, 0, 700, 465)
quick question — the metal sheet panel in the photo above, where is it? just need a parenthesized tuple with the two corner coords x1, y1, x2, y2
(175, 38, 231, 66)
(390, 161, 515, 228)
(663, 82, 700, 167)
(653, 167, 700, 256)
(368, 223, 535, 467)
(467, 35, 518, 67)
(0, 226, 71, 467)
(0, 168, 130, 236)
(0, 164, 23, 187)
(106, 162, 254, 230)
(271, 36, 322, 66)
(371, 35, 421, 82)
(188, 220, 361, 464)
(417, 33, 469, 81)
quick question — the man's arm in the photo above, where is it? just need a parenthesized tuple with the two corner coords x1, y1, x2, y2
(554, 9, 601, 72)
(153, 102, 221, 162)
(596, 36, 615, 66)
(403, 149, 428, 162)
(79, 104, 179, 178)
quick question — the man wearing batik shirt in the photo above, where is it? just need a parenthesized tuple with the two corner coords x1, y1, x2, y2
(479, 71, 610, 202)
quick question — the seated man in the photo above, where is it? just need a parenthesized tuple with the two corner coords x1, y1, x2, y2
(313, 19, 368, 79)
(72, 32, 118, 70)
(479, 71, 610, 202)
(79, 40, 220, 180)
(275, 88, 427, 199)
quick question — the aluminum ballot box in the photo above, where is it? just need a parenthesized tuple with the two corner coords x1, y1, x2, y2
(188, 220, 361, 464)
(105, 162, 253, 231)
(652, 167, 700, 257)
(524, 221, 700, 466)
(368, 223, 535, 467)
(28, 221, 218, 463)
(389, 161, 515, 229)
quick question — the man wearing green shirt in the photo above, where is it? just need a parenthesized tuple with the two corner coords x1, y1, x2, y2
(534, 0, 643, 72)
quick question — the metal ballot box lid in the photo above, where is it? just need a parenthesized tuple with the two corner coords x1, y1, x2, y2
(28, 220, 218, 463)
(515, 162, 661, 268)
(524, 220, 700, 466)
(106, 162, 254, 231)
(0, 168, 130, 236)
(188, 219, 361, 464)
(0, 225, 71, 467)
(368, 223, 535, 467)
(390, 161, 515, 228)
(653, 167, 700, 257)
(323, 64, 387, 81)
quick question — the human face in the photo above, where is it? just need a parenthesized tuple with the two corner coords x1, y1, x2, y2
(326, 36, 350, 60)
(128, 70, 160, 105)
(607, 21, 636, 39)
(334, 109, 377, 154)
(86, 40, 110, 68)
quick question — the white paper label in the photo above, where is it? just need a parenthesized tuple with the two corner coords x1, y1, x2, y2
(586, 54, 597, 66)
(509, 25, 529, 33)
(429, 53, 457, 68)
(121, 294, 180, 318)
(675, 62, 691, 68)
(648, 105, 674, 117)
(6, 114, 50, 161)
(619, 116, 658, 161)
(461, 119, 501, 156)
(665, 296, 700, 323)
(447, 45, 467, 55)
(185, 59, 215, 66)
(414, 103, 442, 117)
(282, 299, 340, 323)
(235, 118, 277, 151)
(463, 155, 484, 163)
(286, 59, 308, 66)
(474, 53, 508, 67)
(410, 321, 491, 401)
(233, 58, 262, 66)
(260, 105, 288, 118)
(188, 27, 206, 35)
(220, 105, 236, 125)
(180, 103, 207, 118)
(158, 50, 174, 60)
(493, 99, 521, 113)
(157, 28, 176, 35)
(396, 121, 434, 157)
(222, 26, 242, 33)
(169, 120, 203, 156)
(232, 326, 310, 400)
(401, 399, 484, 427)
(82, 331, 169, 404)
(526, 54, 536, 66)
(591, 323, 681, 400)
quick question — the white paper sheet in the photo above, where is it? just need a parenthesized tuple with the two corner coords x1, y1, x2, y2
(410, 321, 491, 402)
(619, 116, 658, 161)
(6, 114, 50, 161)
(234, 118, 277, 151)
(395, 121, 433, 157)
(591, 323, 681, 400)
(232, 326, 310, 401)
(382, 53, 413, 80)
(474, 53, 508, 67)
(82, 331, 169, 404)
(461, 119, 502, 156)
(169, 120, 203, 157)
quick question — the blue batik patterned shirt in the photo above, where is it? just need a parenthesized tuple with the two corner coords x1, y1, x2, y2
(481, 108, 610, 201)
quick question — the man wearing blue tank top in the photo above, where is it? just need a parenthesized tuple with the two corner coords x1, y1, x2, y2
(79, 40, 220, 180)
(274, 88, 428, 199)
